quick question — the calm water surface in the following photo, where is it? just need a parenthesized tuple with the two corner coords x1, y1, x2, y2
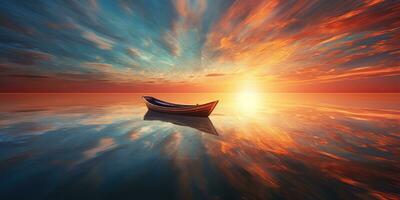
(0, 93, 399, 200)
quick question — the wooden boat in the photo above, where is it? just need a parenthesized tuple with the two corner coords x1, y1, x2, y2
(143, 111, 218, 135)
(142, 96, 218, 117)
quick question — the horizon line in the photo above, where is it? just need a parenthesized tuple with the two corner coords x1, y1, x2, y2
(1, 92, 399, 94)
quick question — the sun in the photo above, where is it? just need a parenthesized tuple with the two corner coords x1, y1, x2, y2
(235, 87, 262, 115)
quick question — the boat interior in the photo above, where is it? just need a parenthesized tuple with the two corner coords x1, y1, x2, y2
(143, 96, 194, 107)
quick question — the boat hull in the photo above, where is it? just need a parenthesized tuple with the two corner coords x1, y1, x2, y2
(143, 96, 218, 117)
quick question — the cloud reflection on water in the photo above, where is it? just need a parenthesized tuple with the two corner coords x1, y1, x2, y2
(0, 93, 399, 199)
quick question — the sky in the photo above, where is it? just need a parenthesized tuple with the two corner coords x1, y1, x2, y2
(0, 0, 399, 93)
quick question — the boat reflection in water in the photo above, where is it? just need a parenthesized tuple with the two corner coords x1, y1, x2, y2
(143, 110, 218, 135)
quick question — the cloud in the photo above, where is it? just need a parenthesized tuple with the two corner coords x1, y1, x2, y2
(162, 31, 181, 57)
(82, 31, 114, 50)
(202, 0, 400, 87)
(84, 62, 113, 69)
(0, 14, 34, 35)
(273, 65, 400, 91)
(9, 74, 49, 79)
(205, 73, 225, 77)
(127, 48, 141, 58)
(317, 66, 400, 82)
(47, 22, 77, 30)
(6, 50, 52, 65)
